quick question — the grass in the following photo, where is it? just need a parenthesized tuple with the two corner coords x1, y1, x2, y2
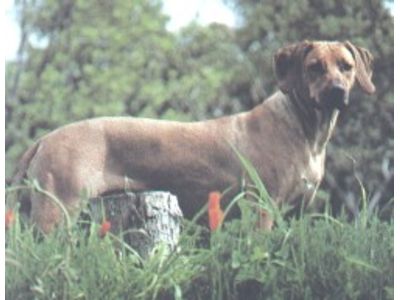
(5, 157, 393, 299)
(5, 206, 393, 300)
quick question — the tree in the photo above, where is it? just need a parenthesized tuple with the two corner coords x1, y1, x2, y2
(6, 0, 174, 177)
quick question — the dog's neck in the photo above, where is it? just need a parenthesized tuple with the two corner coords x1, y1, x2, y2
(288, 90, 339, 154)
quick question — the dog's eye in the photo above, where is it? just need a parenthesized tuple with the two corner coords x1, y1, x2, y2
(338, 61, 353, 72)
(307, 61, 325, 75)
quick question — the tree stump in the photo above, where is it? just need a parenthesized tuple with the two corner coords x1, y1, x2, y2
(90, 191, 183, 258)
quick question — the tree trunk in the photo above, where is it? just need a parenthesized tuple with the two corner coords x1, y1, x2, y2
(90, 191, 183, 258)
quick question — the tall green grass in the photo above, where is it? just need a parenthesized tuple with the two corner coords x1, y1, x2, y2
(5, 159, 393, 300)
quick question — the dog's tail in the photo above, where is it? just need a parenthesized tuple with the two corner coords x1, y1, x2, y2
(7, 140, 41, 210)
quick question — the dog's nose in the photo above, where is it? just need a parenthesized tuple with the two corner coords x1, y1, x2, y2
(325, 83, 348, 110)
(327, 83, 346, 102)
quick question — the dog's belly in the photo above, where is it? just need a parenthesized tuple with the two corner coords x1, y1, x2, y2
(123, 156, 242, 217)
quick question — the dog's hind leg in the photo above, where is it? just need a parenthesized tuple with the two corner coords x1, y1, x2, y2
(29, 169, 86, 234)
(30, 192, 68, 234)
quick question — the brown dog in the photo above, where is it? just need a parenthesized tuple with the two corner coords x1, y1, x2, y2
(12, 40, 375, 233)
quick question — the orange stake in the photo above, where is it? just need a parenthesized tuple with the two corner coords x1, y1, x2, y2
(208, 191, 224, 231)
(5, 209, 15, 230)
(99, 220, 111, 238)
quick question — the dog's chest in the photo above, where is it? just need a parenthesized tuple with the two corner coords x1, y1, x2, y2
(300, 151, 325, 192)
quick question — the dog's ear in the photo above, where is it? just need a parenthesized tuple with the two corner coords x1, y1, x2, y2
(344, 41, 376, 95)
(274, 41, 313, 94)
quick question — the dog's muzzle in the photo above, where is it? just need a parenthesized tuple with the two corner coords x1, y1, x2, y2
(322, 83, 348, 111)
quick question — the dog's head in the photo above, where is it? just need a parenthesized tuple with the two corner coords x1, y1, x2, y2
(274, 40, 375, 111)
